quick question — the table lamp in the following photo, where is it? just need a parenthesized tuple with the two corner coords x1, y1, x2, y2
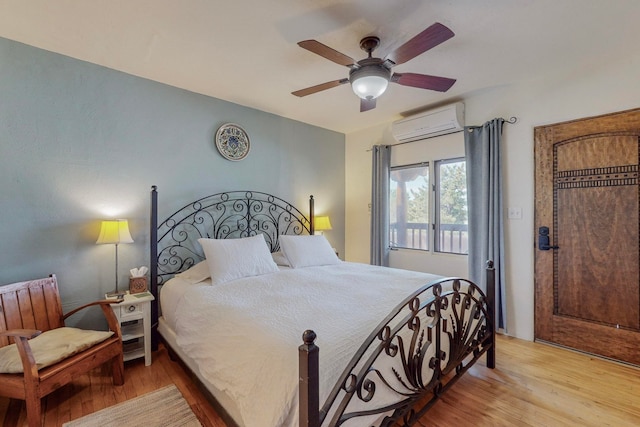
(314, 216, 332, 235)
(97, 219, 134, 297)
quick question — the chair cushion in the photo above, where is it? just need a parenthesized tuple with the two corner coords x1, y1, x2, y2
(0, 327, 114, 374)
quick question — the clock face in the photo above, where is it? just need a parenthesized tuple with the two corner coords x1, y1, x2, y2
(129, 277, 147, 294)
(215, 123, 250, 161)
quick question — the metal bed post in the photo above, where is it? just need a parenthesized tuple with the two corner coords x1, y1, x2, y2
(150, 185, 159, 351)
(299, 330, 320, 427)
(486, 259, 496, 369)
(309, 195, 315, 234)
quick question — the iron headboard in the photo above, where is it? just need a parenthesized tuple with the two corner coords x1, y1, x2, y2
(150, 186, 314, 285)
(149, 186, 314, 349)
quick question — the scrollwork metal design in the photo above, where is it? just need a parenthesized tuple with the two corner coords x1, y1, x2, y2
(318, 277, 493, 427)
(156, 191, 311, 284)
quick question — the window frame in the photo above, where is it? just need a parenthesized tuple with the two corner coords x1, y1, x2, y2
(389, 162, 430, 251)
(389, 157, 467, 255)
(434, 157, 468, 255)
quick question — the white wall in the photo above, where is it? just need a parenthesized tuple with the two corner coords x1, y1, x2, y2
(345, 51, 640, 341)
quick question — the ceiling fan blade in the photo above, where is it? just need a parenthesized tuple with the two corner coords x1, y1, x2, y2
(298, 40, 356, 67)
(392, 72, 456, 92)
(384, 23, 454, 66)
(360, 98, 376, 112)
(292, 79, 349, 97)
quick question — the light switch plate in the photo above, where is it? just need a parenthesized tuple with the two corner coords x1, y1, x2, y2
(508, 207, 523, 220)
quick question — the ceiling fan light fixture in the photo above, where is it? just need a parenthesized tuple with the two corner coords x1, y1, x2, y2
(350, 65, 390, 100)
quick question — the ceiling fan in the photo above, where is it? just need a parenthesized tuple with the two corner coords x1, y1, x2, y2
(292, 22, 456, 112)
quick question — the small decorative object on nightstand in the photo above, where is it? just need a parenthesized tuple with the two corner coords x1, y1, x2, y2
(129, 266, 149, 294)
(129, 277, 147, 294)
(111, 292, 154, 366)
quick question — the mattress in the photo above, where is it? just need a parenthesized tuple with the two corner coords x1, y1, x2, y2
(158, 317, 244, 425)
(159, 262, 444, 427)
(160, 274, 249, 425)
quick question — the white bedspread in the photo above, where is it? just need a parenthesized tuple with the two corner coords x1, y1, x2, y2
(174, 262, 442, 427)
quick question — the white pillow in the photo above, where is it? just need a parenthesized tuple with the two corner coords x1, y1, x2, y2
(175, 260, 210, 284)
(271, 251, 290, 267)
(198, 234, 279, 285)
(279, 235, 340, 268)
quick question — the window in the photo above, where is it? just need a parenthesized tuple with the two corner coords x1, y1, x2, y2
(390, 164, 429, 250)
(435, 158, 468, 254)
(390, 158, 468, 254)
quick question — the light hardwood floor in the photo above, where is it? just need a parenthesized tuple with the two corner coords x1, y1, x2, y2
(2, 335, 639, 426)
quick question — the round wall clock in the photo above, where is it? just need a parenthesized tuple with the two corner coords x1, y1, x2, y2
(215, 123, 250, 161)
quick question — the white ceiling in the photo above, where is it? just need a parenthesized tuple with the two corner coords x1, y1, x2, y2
(1, 0, 638, 134)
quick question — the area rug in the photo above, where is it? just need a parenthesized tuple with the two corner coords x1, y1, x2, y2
(62, 384, 201, 426)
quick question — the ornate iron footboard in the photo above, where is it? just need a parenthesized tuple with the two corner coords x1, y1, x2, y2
(300, 263, 496, 427)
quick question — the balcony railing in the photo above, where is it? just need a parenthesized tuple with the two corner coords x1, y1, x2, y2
(390, 222, 468, 254)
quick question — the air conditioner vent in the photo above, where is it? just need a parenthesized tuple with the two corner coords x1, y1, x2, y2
(392, 102, 464, 143)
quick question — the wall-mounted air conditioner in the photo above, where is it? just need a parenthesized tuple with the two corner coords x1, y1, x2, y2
(391, 102, 465, 143)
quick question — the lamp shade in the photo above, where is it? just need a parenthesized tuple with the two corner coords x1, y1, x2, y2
(351, 75, 389, 100)
(96, 219, 134, 245)
(314, 216, 333, 231)
(350, 63, 391, 100)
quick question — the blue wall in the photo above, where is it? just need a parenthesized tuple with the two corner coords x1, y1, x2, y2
(0, 37, 345, 325)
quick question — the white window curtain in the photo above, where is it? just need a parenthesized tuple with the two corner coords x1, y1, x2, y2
(464, 119, 507, 331)
(370, 145, 391, 266)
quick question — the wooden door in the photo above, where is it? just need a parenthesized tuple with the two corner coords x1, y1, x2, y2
(534, 108, 640, 365)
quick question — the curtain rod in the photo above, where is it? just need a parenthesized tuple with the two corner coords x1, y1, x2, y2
(466, 116, 518, 130)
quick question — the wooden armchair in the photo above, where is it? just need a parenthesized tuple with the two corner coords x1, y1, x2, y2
(0, 275, 124, 427)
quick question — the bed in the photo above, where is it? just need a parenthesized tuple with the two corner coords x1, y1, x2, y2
(149, 186, 495, 427)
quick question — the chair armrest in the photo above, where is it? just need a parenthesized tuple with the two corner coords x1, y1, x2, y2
(0, 329, 41, 380)
(0, 329, 41, 340)
(62, 298, 123, 320)
(63, 298, 124, 339)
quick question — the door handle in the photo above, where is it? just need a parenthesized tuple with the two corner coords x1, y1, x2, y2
(538, 226, 559, 250)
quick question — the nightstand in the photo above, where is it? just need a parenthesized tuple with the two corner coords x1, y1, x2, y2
(111, 292, 154, 366)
